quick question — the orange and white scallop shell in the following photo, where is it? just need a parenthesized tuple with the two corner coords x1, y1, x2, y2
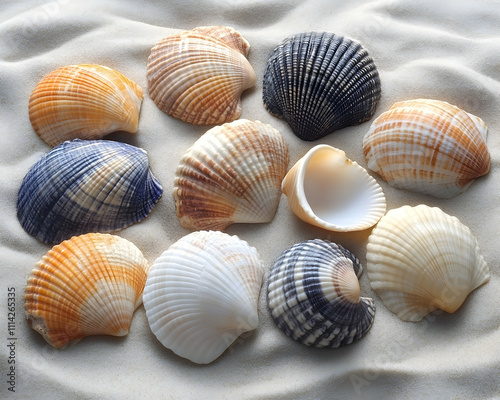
(25, 233, 150, 348)
(29, 64, 143, 147)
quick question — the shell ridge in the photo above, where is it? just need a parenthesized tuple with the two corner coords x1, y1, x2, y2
(299, 33, 340, 134)
(18, 144, 103, 241)
(190, 26, 250, 56)
(225, 128, 285, 220)
(174, 155, 242, 228)
(169, 65, 247, 124)
(60, 236, 143, 334)
(302, 243, 364, 325)
(299, 33, 327, 126)
(44, 154, 131, 235)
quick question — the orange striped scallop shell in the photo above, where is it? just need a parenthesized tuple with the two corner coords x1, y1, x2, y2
(29, 64, 143, 147)
(25, 233, 149, 348)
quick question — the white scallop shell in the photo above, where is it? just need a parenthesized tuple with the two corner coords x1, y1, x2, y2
(367, 205, 490, 322)
(143, 231, 264, 364)
(281, 144, 386, 232)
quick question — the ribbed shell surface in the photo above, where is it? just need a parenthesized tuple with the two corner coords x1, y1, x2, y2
(25, 233, 150, 348)
(17, 139, 163, 244)
(367, 205, 490, 322)
(147, 26, 256, 125)
(29, 64, 143, 147)
(173, 119, 289, 230)
(267, 239, 375, 348)
(263, 31, 381, 141)
(143, 231, 264, 364)
(363, 99, 491, 198)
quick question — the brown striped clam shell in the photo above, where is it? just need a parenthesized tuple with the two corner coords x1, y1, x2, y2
(363, 99, 490, 198)
(173, 119, 289, 230)
(147, 26, 256, 125)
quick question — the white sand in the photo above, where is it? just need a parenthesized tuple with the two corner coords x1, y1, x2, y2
(1, 1, 499, 398)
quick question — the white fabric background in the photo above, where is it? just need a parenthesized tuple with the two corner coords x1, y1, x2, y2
(1, 1, 499, 398)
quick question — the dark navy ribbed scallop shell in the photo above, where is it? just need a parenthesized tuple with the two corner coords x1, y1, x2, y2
(17, 139, 163, 244)
(267, 239, 375, 348)
(263, 32, 381, 141)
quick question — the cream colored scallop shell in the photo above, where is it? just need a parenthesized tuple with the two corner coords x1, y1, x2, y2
(29, 64, 143, 147)
(281, 144, 386, 232)
(173, 119, 289, 230)
(363, 99, 490, 198)
(147, 26, 257, 125)
(143, 231, 264, 364)
(25, 233, 150, 348)
(367, 205, 489, 322)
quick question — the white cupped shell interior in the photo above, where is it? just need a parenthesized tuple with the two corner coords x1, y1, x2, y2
(283, 145, 386, 231)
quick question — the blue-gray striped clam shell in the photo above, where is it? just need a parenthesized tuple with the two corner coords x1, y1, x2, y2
(262, 32, 381, 141)
(267, 239, 375, 348)
(17, 139, 163, 244)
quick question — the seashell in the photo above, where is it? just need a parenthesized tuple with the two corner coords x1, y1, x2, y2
(363, 99, 491, 198)
(143, 230, 264, 364)
(29, 64, 143, 147)
(281, 144, 386, 232)
(147, 26, 257, 125)
(366, 205, 490, 322)
(17, 139, 163, 244)
(267, 239, 375, 348)
(173, 119, 289, 230)
(262, 31, 381, 141)
(25, 233, 150, 348)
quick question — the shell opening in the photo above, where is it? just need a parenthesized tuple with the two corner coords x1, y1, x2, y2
(302, 147, 375, 228)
